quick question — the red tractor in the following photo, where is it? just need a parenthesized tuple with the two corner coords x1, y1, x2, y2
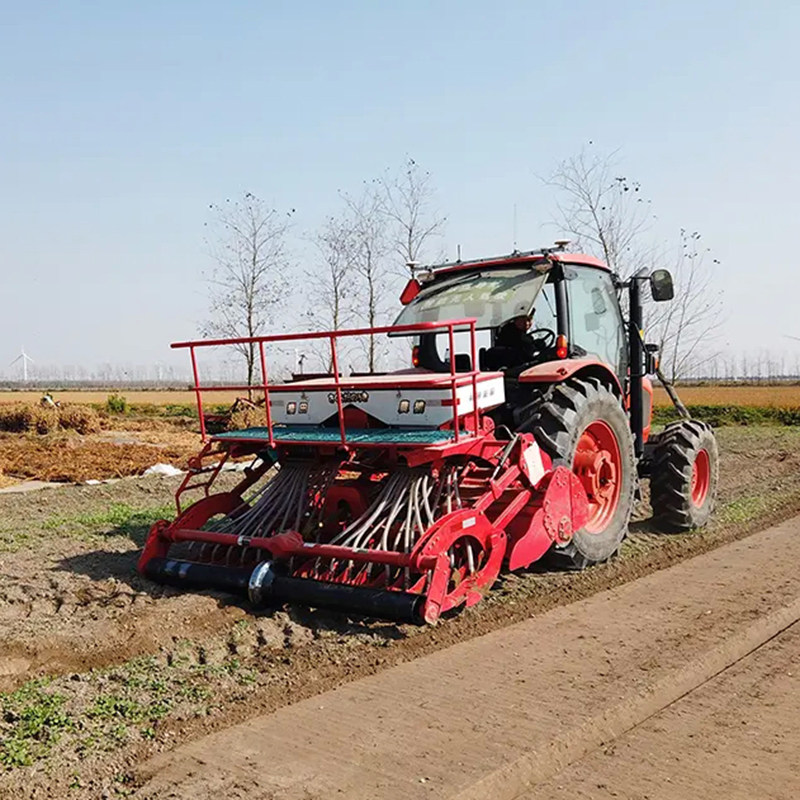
(138, 244, 718, 623)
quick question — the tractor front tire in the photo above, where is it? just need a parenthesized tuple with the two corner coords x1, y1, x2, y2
(649, 420, 718, 532)
(523, 377, 636, 570)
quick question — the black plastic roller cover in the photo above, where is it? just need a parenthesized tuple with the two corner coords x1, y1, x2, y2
(143, 558, 425, 624)
(270, 574, 425, 624)
(144, 558, 252, 596)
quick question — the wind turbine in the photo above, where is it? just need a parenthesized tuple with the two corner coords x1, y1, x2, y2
(9, 346, 34, 382)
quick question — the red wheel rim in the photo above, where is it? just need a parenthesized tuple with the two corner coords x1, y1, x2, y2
(572, 420, 622, 533)
(691, 448, 711, 507)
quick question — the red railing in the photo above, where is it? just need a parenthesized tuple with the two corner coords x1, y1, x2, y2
(172, 318, 482, 447)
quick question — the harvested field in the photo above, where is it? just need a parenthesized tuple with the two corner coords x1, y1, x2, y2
(4, 384, 800, 411)
(653, 383, 800, 407)
(0, 436, 195, 483)
(0, 413, 201, 484)
(1, 426, 800, 798)
(0, 391, 242, 408)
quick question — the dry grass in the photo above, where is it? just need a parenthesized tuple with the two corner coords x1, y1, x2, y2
(0, 436, 194, 483)
(0, 404, 102, 435)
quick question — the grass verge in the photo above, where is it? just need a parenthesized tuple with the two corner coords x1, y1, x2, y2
(654, 404, 800, 426)
(0, 503, 174, 553)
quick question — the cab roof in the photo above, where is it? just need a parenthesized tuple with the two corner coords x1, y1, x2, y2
(421, 248, 610, 277)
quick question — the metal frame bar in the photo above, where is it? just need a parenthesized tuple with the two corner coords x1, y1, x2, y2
(175, 318, 484, 446)
(168, 528, 438, 570)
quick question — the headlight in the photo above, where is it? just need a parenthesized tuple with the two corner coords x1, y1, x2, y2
(413, 400, 426, 414)
(286, 402, 297, 415)
(398, 399, 410, 414)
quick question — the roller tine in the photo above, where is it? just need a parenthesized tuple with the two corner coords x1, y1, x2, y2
(466, 541, 476, 575)
(421, 473, 435, 526)
(453, 470, 463, 509)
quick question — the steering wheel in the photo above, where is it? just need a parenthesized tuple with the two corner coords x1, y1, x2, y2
(499, 328, 558, 378)
(528, 328, 556, 351)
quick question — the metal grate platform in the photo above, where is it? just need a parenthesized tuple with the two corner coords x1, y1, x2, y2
(212, 425, 458, 446)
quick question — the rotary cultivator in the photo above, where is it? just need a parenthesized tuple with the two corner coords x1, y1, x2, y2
(139, 244, 719, 624)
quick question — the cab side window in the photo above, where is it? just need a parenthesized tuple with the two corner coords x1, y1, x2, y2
(565, 266, 626, 377)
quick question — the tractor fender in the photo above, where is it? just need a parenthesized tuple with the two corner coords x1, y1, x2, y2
(517, 359, 623, 397)
(506, 465, 590, 571)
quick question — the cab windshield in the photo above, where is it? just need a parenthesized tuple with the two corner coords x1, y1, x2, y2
(393, 269, 548, 332)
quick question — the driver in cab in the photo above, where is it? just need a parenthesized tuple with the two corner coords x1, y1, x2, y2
(495, 312, 539, 368)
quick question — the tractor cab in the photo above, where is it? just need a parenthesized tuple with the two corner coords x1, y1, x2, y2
(396, 250, 627, 376)
(394, 247, 630, 429)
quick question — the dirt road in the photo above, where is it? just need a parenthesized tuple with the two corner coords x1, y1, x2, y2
(520, 624, 800, 799)
(132, 517, 800, 800)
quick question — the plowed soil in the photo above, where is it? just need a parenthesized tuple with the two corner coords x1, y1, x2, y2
(0, 421, 198, 484)
(1, 426, 800, 799)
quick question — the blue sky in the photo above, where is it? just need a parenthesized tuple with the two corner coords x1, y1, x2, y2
(1, 0, 797, 376)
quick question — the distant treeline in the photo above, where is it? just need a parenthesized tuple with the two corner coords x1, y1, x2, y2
(0, 381, 215, 391)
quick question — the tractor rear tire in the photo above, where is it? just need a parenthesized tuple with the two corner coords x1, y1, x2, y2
(522, 377, 636, 570)
(649, 420, 718, 532)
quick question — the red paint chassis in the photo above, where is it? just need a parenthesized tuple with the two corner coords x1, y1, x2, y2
(138, 319, 591, 624)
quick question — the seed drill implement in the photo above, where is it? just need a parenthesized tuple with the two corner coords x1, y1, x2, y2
(139, 245, 718, 623)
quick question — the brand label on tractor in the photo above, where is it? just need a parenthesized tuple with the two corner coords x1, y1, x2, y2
(328, 390, 370, 404)
(462, 517, 476, 529)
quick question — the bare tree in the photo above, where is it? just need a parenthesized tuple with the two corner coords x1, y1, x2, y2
(546, 146, 656, 278)
(305, 212, 358, 372)
(378, 157, 446, 275)
(307, 161, 445, 375)
(202, 193, 294, 387)
(650, 229, 723, 384)
(545, 147, 722, 404)
(342, 184, 389, 373)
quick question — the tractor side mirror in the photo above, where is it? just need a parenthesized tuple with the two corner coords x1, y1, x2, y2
(650, 269, 674, 302)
